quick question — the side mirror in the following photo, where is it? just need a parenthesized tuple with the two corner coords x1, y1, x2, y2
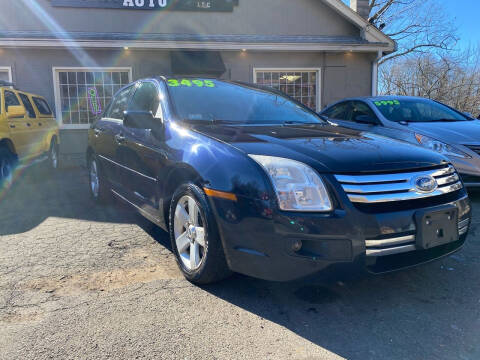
(123, 110, 164, 138)
(354, 114, 378, 125)
(124, 110, 157, 130)
(7, 105, 26, 119)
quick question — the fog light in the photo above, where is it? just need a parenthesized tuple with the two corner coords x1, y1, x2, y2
(292, 240, 303, 252)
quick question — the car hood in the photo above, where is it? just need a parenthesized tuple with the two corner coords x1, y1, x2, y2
(192, 123, 447, 173)
(406, 120, 480, 145)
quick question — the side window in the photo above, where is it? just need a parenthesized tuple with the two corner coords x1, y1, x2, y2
(32, 97, 52, 115)
(108, 86, 133, 120)
(128, 82, 159, 114)
(351, 101, 378, 122)
(4, 90, 20, 112)
(323, 102, 352, 120)
(18, 94, 37, 118)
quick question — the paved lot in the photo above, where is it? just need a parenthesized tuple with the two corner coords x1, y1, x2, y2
(0, 168, 479, 360)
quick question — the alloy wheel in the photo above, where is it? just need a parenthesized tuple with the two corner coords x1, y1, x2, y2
(174, 195, 206, 271)
(0, 157, 13, 188)
(50, 142, 58, 169)
(90, 159, 100, 198)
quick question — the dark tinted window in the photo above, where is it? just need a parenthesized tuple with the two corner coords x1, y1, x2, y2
(167, 79, 323, 124)
(4, 90, 20, 112)
(322, 102, 352, 120)
(18, 93, 36, 118)
(108, 86, 133, 120)
(128, 82, 159, 114)
(373, 99, 468, 123)
(32, 97, 52, 115)
(351, 101, 378, 122)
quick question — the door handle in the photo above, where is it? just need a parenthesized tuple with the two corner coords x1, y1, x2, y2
(9, 124, 15, 129)
(115, 134, 126, 144)
(38, 122, 43, 126)
(26, 123, 31, 127)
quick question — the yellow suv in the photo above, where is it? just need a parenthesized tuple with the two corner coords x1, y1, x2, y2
(0, 81, 59, 188)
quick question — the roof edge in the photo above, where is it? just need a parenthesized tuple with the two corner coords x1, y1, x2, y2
(321, 0, 395, 53)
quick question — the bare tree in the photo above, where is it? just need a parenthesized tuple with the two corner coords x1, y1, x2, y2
(365, 0, 458, 64)
(380, 46, 480, 115)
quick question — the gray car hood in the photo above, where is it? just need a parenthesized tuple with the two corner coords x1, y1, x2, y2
(406, 120, 480, 144)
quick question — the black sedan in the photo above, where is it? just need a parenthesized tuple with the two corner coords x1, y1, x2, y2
(87, 77, 471, 284)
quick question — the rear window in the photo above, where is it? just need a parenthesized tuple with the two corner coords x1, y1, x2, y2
(18, 93, 36, 118)
(4, 90, 20, 112)
(32, 97, 52, 115)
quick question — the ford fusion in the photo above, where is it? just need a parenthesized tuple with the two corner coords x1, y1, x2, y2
(87, 78, 471, 284)
(321, 96, 480, 187)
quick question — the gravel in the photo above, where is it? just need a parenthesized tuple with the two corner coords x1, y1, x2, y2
(1, 168, 479, 360)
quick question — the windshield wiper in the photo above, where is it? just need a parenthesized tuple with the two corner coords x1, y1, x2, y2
(181, 119, 240, 125)
(283, 120, 325, 126)
(428, 118, 461, 122)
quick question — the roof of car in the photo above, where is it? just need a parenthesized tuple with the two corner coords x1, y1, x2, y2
(343, 95, 433, 102)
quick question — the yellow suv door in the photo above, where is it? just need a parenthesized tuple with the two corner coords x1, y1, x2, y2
(31, 96, 58, 157)
(18, 92, 44, 158)
(2, 89, 31, 160)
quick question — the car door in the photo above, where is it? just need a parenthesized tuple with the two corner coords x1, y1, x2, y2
(18, 93, 43, 158)
(93, 85, 134, 190)
(3, 90, 30, 160)
(30, 96, 57, 155)
(117, 80, 165, 216)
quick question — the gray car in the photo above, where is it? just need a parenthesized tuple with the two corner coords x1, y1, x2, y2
(320, 96, 480, 187)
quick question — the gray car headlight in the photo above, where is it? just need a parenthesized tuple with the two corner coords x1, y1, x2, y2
(415, 134, 471, 159)
(249, 155, 333, 212)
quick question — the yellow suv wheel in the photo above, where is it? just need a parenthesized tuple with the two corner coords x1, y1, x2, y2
(0, 148, 14, 190)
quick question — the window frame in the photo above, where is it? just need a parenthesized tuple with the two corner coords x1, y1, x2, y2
(18, 93, 37, 119)
(52, 67, 132, 129)
(253, 67, 322, 112)
(0, 66, 12, 83)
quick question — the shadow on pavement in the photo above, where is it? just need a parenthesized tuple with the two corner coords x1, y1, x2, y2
(2, 167, 479, 360)
(0, 166, 137, 236)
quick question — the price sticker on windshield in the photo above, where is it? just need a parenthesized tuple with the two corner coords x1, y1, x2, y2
(168, 79, 215, 88)
(374, 100, 400, 106)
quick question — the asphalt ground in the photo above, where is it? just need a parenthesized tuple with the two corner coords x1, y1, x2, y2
(0, 167, 479, 360)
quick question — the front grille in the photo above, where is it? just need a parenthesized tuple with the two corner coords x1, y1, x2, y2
(366, 234, 416, 257)
(465, 144, 480, 155)
(366, 217, 469, 257)
(335, 165, 462, 204)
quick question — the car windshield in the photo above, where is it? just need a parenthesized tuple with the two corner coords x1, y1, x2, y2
(166, 78, 324, 125)
(373, 98, 469, 123)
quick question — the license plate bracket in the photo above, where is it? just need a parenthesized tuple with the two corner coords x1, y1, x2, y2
(415, 206, 459, 250)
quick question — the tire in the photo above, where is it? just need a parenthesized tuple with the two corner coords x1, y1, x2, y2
(48, 138, 59, 170)
(88, 154, 111, 203)
(0, 147, 14, 190)
(169, 183, 232, 284)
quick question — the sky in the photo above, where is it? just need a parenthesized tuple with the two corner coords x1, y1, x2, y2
(444, 0, 480, 49)
(342, 0, 480, 50)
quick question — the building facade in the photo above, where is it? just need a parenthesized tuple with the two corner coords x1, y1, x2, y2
(0, 0, 394, 161)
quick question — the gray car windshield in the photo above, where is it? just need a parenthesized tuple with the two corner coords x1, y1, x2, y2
(373, 99, 469, 123)
(166, 78, 323, 125)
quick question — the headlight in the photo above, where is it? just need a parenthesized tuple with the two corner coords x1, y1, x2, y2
(415, 134, 471, 159)
(249, 155, 332, 212)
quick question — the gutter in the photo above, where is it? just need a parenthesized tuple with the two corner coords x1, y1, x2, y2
(372, 50, 383, 96)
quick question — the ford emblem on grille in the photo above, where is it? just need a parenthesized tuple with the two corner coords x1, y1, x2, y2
(413, 175, 438, 193)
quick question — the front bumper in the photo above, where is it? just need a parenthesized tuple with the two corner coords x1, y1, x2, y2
(209, 186, 471, 282)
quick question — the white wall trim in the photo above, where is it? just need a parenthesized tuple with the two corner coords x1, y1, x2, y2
(321, 0, 395, 51)
(52, 66, 132, 130)
(0, 66, 13, 82)
(0, 39, 392, 53)
(253, 67, 322, 112)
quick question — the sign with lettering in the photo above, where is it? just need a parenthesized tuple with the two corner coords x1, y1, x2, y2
(87, 87, 102, 115)
(51, 0, 239, 11)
